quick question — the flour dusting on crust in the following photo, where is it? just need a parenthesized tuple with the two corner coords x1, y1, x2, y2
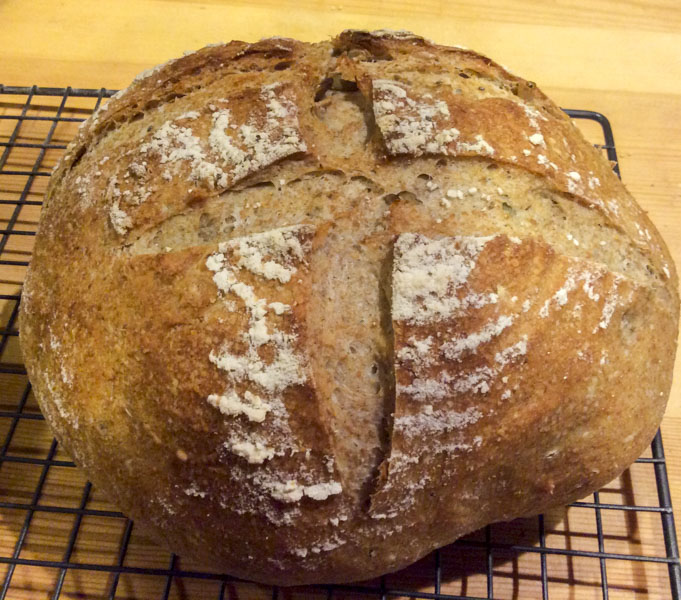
(373, 80, 459, 156)
(204, 224, 343, 509)
(392, 233, 496, 324)
(264, 479, 343, 504)
(206, 226, 311, 407)
(108, 83, 307, 235)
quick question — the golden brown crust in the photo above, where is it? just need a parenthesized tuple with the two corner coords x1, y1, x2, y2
(19, 30, 678, 585)
(372, 232, 671, 519)
(335, 30, 675, 283)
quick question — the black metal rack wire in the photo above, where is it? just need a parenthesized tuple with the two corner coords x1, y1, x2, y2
(0, 84, 679, 599)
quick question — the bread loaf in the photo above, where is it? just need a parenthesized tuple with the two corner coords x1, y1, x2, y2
(19, 30, 679, 585)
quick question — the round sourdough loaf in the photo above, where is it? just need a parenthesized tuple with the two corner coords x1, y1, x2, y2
(19, 30, 679, 585)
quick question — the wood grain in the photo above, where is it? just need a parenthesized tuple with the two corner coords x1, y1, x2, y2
(0, 0, 679, 597)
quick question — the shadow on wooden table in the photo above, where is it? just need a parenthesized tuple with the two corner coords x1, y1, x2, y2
(0, 459, 669, 599)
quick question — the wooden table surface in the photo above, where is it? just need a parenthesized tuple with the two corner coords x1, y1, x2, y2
(1, 0, 680, 597)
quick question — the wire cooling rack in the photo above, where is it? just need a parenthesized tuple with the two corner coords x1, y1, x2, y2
(0, 84, 680, 600)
